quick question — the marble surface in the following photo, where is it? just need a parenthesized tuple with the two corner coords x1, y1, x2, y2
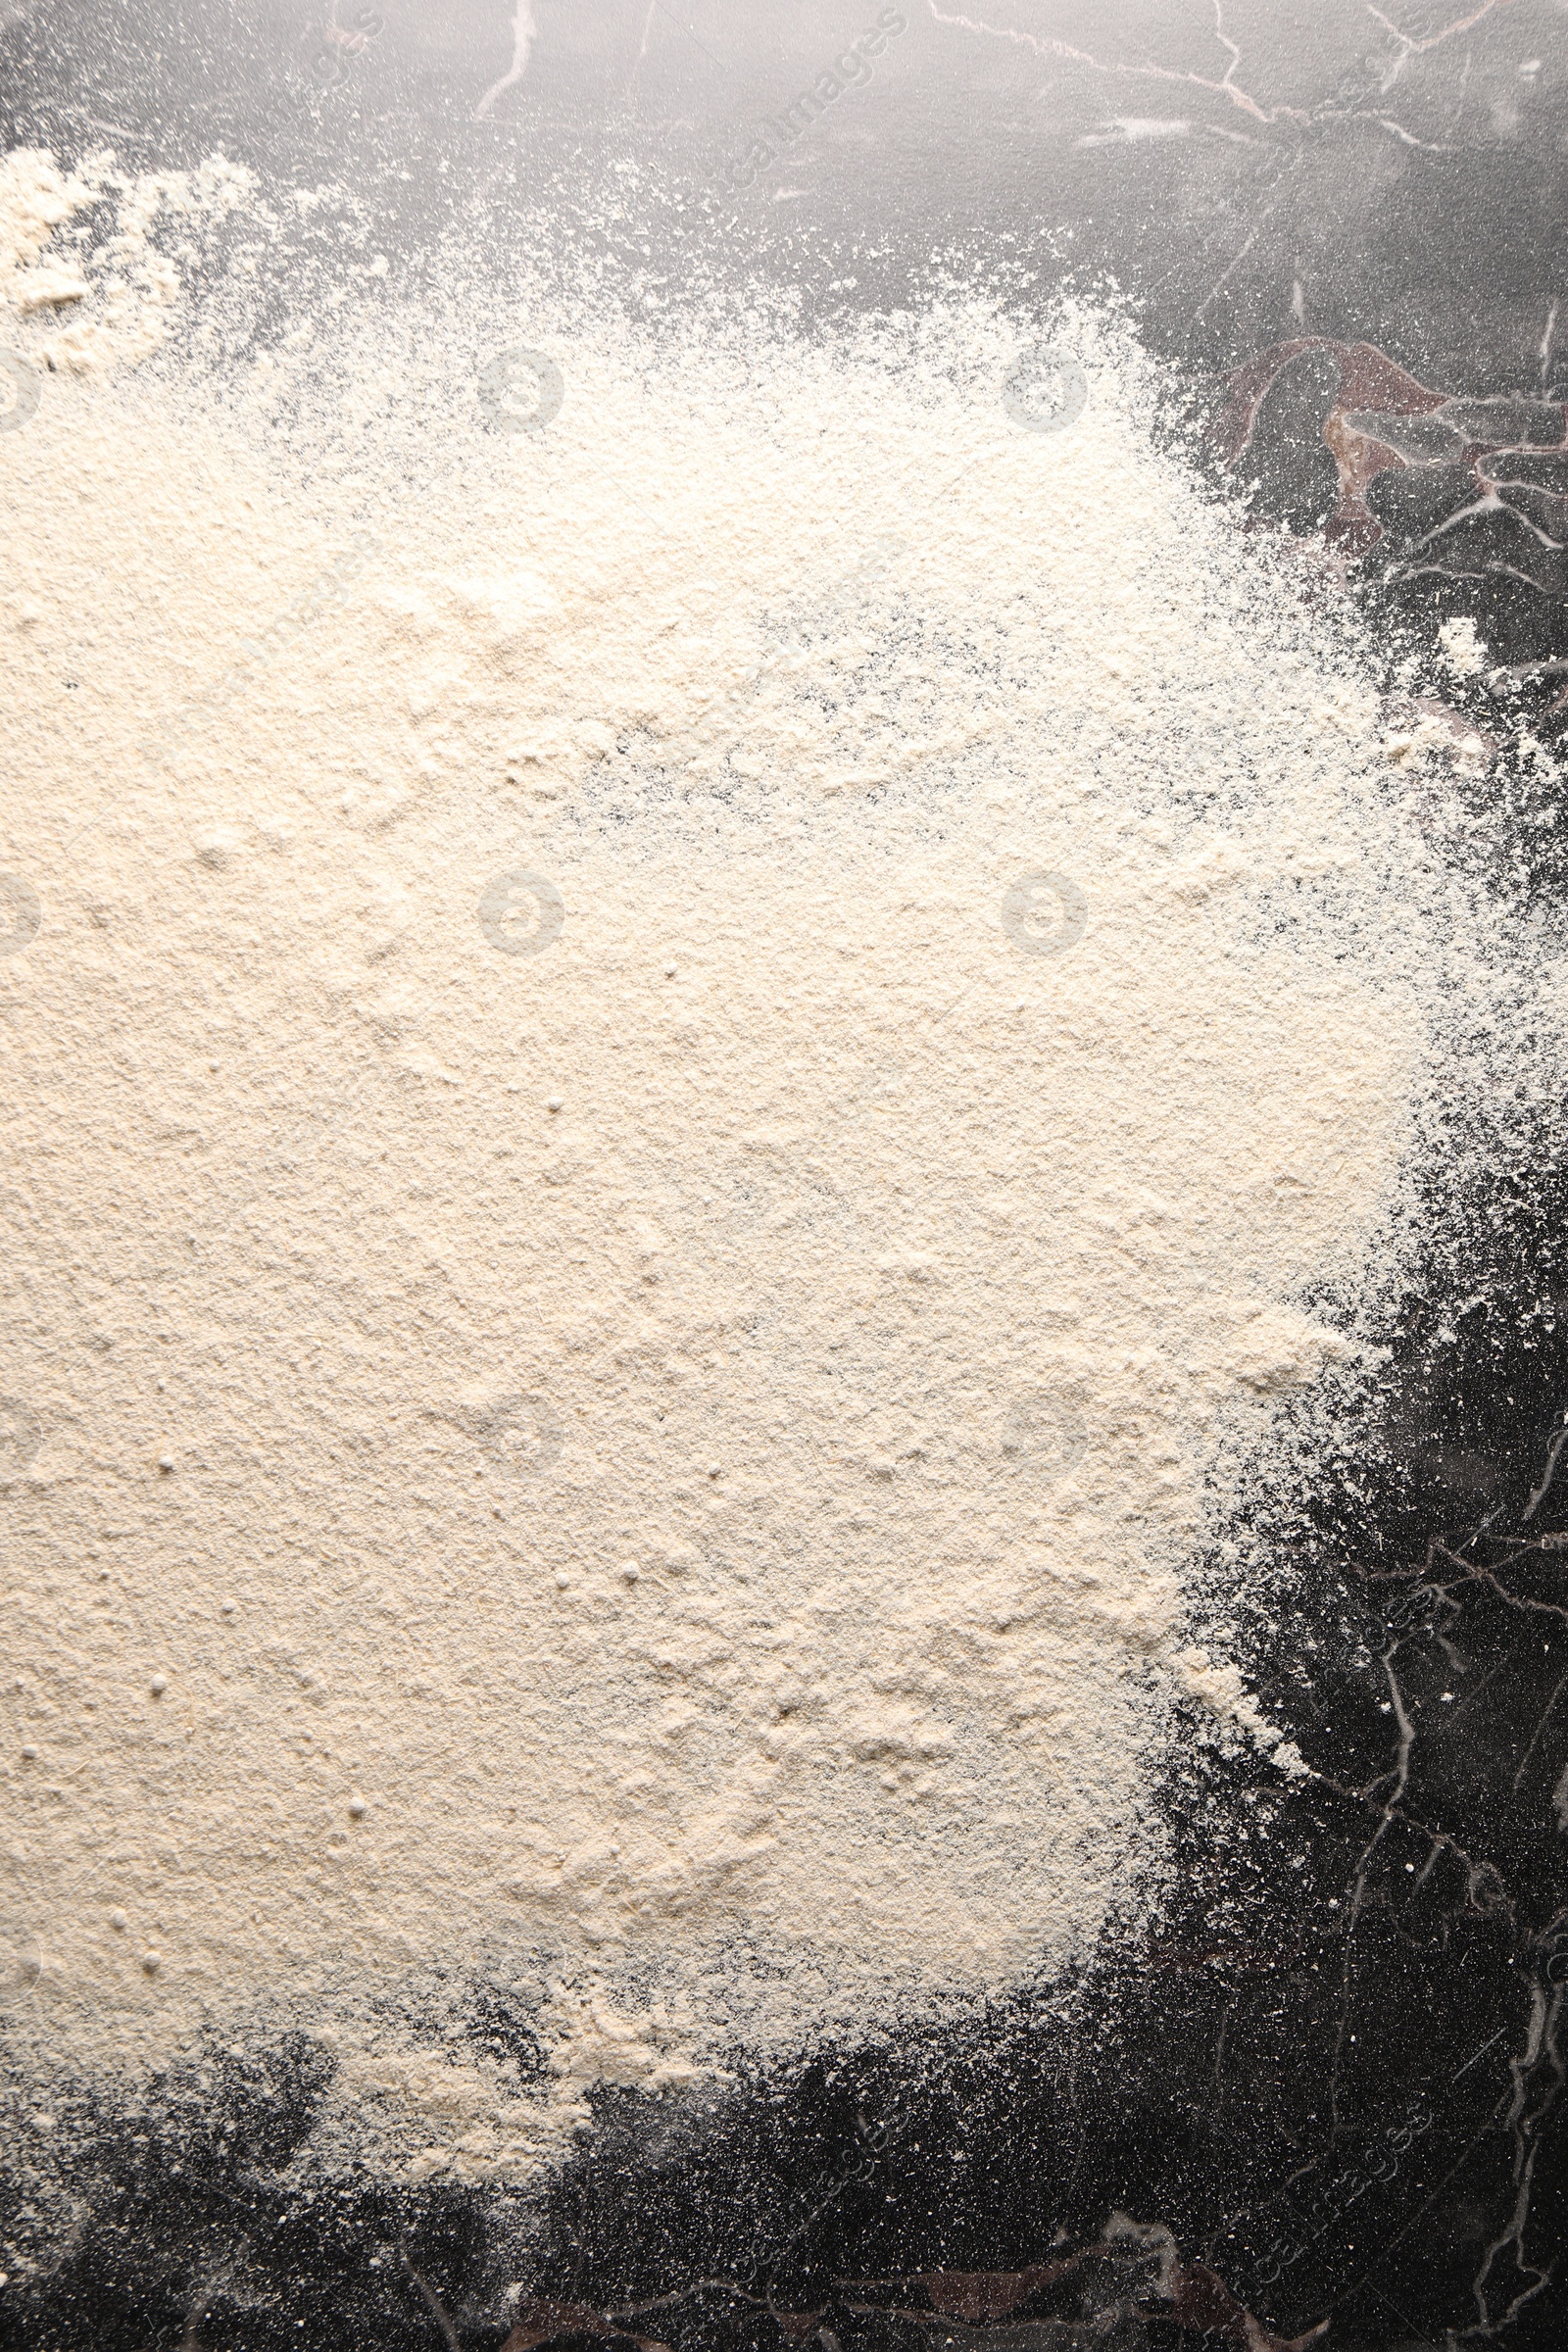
(3, 4, 1567, 2346)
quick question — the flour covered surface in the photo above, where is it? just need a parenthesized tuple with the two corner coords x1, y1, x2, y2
(0, 149, 1496, 2180)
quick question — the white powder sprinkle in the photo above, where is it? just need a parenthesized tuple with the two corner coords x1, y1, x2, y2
(0, 148, 1550, 2180)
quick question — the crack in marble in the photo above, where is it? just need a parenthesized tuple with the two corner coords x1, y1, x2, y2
(928, 0, 1523, 160)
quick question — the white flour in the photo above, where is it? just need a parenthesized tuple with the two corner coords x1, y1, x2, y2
(0, 151, 1515, 2180)
(0, 146, 252, 373)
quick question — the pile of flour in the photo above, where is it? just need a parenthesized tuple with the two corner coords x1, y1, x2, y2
(0, 150, 1518, 2180)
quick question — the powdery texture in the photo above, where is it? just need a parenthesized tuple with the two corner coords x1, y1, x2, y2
(0, 164, 1483, 2175)
(0, 144, 253, 374)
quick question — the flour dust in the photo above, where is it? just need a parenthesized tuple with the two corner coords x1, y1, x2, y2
(0, 147, 1541, 2183)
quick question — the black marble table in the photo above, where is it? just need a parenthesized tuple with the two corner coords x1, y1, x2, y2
(2, 4, 1566, 2345)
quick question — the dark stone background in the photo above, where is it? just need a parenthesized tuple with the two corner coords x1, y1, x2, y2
(3, 4, 1566, 2345)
